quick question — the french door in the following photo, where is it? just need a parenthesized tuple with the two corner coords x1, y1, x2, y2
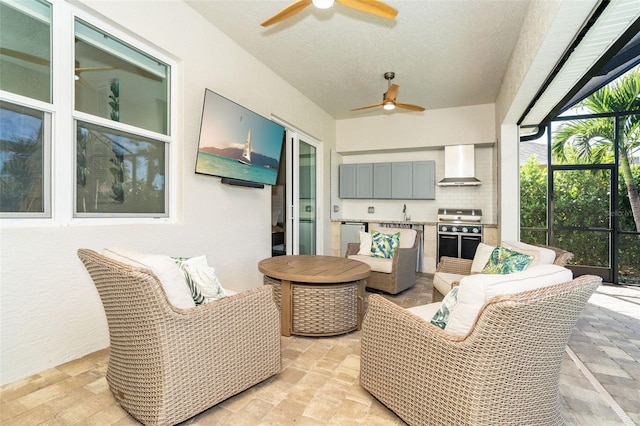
(285, 129, 320, 255)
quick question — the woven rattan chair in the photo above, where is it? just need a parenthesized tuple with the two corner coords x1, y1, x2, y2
(361, 274, 602, 426)
(432, 243, 574, 302)
(345, 230, 421, 294)
(77, 249, 281, 426)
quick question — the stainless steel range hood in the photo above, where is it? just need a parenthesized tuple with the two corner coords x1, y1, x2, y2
(438, 145, 481, 186)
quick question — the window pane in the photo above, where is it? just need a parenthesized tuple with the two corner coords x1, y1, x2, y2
(0, 101, 46, 214)
(550, 118, 616, 165)
(555, 229, 609, 267)
(619, 233, 639, 285)
(76, 121, 166, 216)
(0, 0, 52, 102)
(74, 19, 169, 135)
(553, 169, 611, 229)
(618, 113, 640, 233)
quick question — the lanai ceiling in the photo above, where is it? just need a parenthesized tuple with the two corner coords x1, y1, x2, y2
(186, 0, 532, 120)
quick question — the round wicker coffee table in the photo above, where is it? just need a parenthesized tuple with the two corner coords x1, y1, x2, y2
(258, 255, 371, 337)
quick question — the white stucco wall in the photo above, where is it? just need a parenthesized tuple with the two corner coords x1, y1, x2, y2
(0, 0, 335, 385)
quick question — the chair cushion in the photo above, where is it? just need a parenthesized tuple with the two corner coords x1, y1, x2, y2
(470, 242, 495, 273)
(103, 247, 196, 309)
(433, 272, 465, 297)
(371, 227, 417, 249)
(348, 254, 393, 273)
(445, 264, 573, 336)
(502, 241, 556, 268)
(481, 245, 533, 274)
(370, 230, 400, 258)
(173, 256, 226, 305)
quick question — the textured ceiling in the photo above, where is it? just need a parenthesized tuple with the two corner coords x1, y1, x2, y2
(186, 0, 532, 119)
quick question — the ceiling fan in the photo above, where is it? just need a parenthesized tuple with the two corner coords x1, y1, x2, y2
(351, 72, 426, 112)
(261, 0, 398, 27)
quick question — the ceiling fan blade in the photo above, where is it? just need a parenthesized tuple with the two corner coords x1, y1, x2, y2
(261, 0, 312, 27)
(395, 101, 426, 112)
(350, 101, 385, 111)
(385, 83, 399, 101)
(75, 66, 116, 73)
(1, 48, 49, 66)
(336, 0, 398, 20)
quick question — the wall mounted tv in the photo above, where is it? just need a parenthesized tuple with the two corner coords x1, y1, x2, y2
(195, 89, 286, 187)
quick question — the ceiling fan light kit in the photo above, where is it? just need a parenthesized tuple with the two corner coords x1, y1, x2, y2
(312, 0, 334, 9)
(261, 0, 397, 27)
(351, 71, 425, 113)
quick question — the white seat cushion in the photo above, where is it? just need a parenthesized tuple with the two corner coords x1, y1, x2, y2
(501, 241, 556, 268)
(348, 254, 393, 273)
(103, 247, 196, 310)
(433, 272, 465, 297)
(407, 302, 442, 321)
(445, 264, 573, 336)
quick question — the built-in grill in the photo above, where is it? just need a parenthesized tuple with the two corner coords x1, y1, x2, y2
(437, 208, 483, 261)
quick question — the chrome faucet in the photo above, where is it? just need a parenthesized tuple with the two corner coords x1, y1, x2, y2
(402, 204, 407, 221)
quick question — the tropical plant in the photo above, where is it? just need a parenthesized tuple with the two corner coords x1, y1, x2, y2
(552, 67, 640, 231)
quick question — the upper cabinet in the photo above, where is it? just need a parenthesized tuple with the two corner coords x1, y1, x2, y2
(391, 162, 413, 199)
(373, 163, 392, 198)
(339, 161, 435, 200)
(412, 161, 436, 199)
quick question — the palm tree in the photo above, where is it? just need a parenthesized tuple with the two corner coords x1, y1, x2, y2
(552, 67, 640, 232)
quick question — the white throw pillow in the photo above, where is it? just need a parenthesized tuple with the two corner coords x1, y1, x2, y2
(175, 255, 226, 304)
(444, 264, 573, 336)
(357, 231, 372, 255)
(501, 241, 556, 268)
(102, 247, 196, 310)
(470, 243, 496, 273)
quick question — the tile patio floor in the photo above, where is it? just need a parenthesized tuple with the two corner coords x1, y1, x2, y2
(1, 274, 638, 425)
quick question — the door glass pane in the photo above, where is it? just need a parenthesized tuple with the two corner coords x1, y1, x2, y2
(520, 136, 548, 244)
(0, 101, 47, 214)
(553, 168, 611, 267)
(298, 141, 316, 255)
(75, 121, 166, 216)
(74, 19, 170, 135)
(0, 0, 52, 102)
(618, 113, 640, 284)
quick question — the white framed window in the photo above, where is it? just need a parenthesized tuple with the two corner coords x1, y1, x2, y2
(0, 0, 176, 223)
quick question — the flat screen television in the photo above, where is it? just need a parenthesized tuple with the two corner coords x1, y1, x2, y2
(195, 89, 286, 186)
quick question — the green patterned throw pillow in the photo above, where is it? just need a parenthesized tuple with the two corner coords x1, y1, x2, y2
(482, 245, 533, 274)
(370, 230, 401, 259)
(431, 286, 459, 329)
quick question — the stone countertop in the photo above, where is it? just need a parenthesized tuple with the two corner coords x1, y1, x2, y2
(332, 218, 498, 226)
(333, 218, 436, 225)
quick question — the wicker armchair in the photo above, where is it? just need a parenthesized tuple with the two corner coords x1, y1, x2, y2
(361, 274, 602, 426)
(346, 229, 421, 294)
(77, 249, 281, 426)
(432, 243, 574, 302)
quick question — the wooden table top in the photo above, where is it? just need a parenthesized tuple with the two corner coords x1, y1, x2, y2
(258, 255, 370, 283)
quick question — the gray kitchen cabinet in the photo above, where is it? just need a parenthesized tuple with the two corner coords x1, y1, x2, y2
(391, 162, 413, 199)
(356, 163, 373, 198)
(412, 161, 436, 199)
(341, 161, 436, 199)
(373, 162, 392, 198)
(339, 164, 357, 198)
